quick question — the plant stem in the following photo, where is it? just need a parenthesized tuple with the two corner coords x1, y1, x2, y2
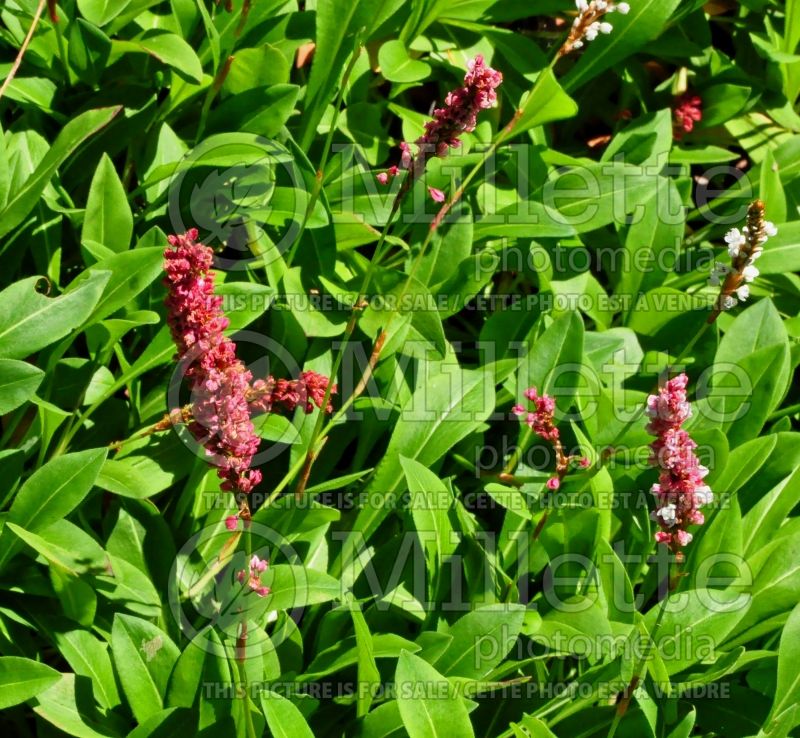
(235, 652, 258, 738)
(606, 569, 673, 738)
(769, 402, 800, 422)
(195, 55, 235, 145)
(290, 195, 403, 495)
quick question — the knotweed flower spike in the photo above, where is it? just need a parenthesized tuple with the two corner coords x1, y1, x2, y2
(560, 1, 630, 58)
(378, 55, 502, 194)
(673, 93, 702, 136)
(164, 230, 262, 494)
(646, 374, 712, 555)
(513, 387, 589, 490)
(708, 200, 776, 323)
(249, 371, 336, 415)
(237, 554, 270, 597)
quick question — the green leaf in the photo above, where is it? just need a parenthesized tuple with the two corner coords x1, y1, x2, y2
(759, 149, 787, 224)
(32, 672, 118, 738)
(253, 565, 342, 614)
(68, 19, 111, 86)
(260, 690, 315, 738)
(127, 707, 197, 738)
(209, 84, 300, 138)
(0, 106, 122, 239)
(433, 604, 526, 679)
(510, 715, 558, 738)
(616, 177, 683, 300)
(0, 358, 44, 413)
(115, 31, 204, 84)
(758, 221, 800, 274)
(563, 0, 682, 91)
(742, 467, 800, 559)
(50, 562, 98, 626)
(82, 153, 133, 252)
(513, 69, 578, 134)
(0, 448, 107, 570)
(339, 362, 495, 560)
(351, 604, 381, 717)
(645, 589, 749, 675)
(766, 602, 800, 730)
(111, 614, 180, 724)
(0, 657, 61, 710)
(224, 46, 290, 92)
(702, 84, 751, 127)
(400, 458, 457, 603)
(166, 639, 207, 709)
(378, 40, 431, 83)
(5, 521, 104, 575)
(0, 272, 109, 360)
(395, 650, 475, 738)
(543, 163, 658, 233)
(54, 629, 120, 710)
(77, 0, 130, 26)
(519, 310, 584, 415)
(67, 247, 164, 325)
(95, 457, 173, 499)
(300, 0, 396, 149)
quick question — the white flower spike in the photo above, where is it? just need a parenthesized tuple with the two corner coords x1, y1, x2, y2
(709, 200, 776, 320)
(560, 1, 631, 57)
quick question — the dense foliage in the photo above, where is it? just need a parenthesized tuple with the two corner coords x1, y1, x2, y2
(1, 1, 800, 737)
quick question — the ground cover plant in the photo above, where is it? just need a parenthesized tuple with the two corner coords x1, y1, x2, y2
(1, 0, 800, 736)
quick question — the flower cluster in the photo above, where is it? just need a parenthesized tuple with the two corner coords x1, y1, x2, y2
(673, 93, 702, 136)
(709, 200, 776, 320)
(560, 1, 630, 57)
(164, 230, 262, 494)
(249, 371, 336, 415)
(377, 55, 502, 190)
(646, 374, 712, 551)
(236, 554, 270, 597)
(513, 387, 589, 490)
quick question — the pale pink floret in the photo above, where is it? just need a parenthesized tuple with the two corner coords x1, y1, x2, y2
(164, 230, 262, 494)
(646, 373, 712, 550)
(237, 554, 270, 597)
(427, 186, 446, 203)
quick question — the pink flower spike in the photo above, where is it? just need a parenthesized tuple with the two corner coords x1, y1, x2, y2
(225, 515, 239, 531)
(385, 57, 502, 181)
(546, 477, 560, 491)
(428, 186, 446, 202)
(674, 93, 703, 137)
(376, 172, 389, 185)
(578, 457, 590, 469)
(249, 371, 337, 415)
(646, 373, 711, 551)
(164, 230, 262, 495)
